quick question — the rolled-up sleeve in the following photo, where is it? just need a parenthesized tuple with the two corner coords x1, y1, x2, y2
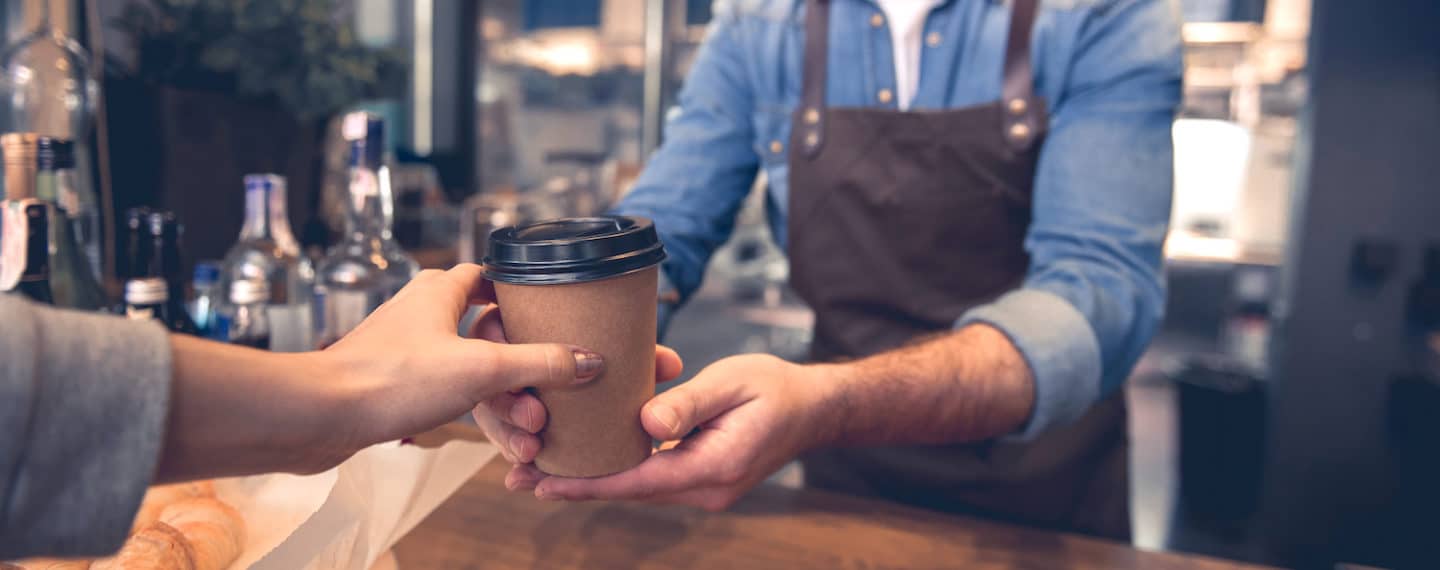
(0, 296, 173, 558)
(959, 0, 1182, 438)
(613, 0, 761, 303)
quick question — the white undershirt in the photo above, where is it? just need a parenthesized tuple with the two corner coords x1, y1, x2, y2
(874, 0, 944, 110)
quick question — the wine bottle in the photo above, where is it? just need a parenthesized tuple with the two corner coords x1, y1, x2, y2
(118, 208, 199, 334)
(3, 133, 105, 309)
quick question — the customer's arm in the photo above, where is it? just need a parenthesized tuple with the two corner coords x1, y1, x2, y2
(0, 264, 609, 559)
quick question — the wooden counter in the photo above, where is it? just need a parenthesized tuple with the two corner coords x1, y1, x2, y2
(393, 459, 1267, 569)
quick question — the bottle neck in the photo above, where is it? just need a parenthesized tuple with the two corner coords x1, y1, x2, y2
(239, 185, 300, 254)
(344, 162, 395, 243)
(27, 0, 52, 33)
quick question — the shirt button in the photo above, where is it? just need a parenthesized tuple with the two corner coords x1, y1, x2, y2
(926, 32, 942, 47)
(769, 140, 784, 154)
(803, 107, 821, 125)
(1009, 123, 1031, 141)
(870, 13, 884, 27)
(1008, 98, 1028, 115)
(877, 88, 893, 104)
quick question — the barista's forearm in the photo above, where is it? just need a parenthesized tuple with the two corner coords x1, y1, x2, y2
(809, 324, 1036, 447)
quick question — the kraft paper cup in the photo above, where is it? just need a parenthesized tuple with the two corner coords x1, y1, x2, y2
(484, 216, 666, 477)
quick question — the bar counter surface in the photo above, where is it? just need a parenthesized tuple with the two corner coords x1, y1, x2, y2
(393, 459, 1268, 569)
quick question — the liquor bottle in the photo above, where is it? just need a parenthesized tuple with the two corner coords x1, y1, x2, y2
(220, 279, 272, 350)
(34, 136, 105, 309)
(37, 136, 101, 277)
(121, 275, 196, 333)
(1, 199, 54, 304)
(0, 0, 97, 139)
(120, 208, 152, 281)
(314, 112, 418, 348)
(215, 174, 315, 351)
(119, 209, 199, 334)
(2, 133, 104, 310)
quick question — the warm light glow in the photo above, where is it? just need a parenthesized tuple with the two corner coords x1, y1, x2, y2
(498, 30, 603, 76)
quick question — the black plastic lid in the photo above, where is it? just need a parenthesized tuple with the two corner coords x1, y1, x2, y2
(483, 216, 666, 285)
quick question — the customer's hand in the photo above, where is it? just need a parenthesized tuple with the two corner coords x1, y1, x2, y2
(162, 264, 619, 480)
(312, 264, 616, 467)
(506, 354, 831, 511)
(468, 305, 684, 466)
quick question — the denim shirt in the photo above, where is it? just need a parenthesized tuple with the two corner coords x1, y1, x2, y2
(614, 0, 1183, 438)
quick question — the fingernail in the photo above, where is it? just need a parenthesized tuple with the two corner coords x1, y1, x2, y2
(573, 349, 604, 381)
(650, 405, 680, 435)
(509, 433, 529, 460)
(536, 488, 560, 501)
(509, 401, 532, 430)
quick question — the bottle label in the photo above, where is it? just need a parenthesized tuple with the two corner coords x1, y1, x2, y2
(267, 303, 314, 353)
(316, 289, 377, 348)
(0, 204, 29, 290)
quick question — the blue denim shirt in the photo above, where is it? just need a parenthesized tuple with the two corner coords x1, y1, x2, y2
(615, 0, 1182, 438)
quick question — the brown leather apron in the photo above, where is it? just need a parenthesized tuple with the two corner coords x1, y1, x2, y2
(788, 0, 1130, 540)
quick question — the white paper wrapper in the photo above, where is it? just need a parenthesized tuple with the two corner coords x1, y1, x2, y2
(214, 438, 497, 570)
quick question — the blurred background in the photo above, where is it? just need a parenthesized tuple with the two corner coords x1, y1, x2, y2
(1, 0, 1435, 567)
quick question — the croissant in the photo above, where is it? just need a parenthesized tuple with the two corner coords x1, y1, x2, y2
(131, 483, 216, 535)
(157, 499, 244, 570)
(91, 523, 196, 570)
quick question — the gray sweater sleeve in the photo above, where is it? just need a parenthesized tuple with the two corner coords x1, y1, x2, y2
(0, 296, 172, 559)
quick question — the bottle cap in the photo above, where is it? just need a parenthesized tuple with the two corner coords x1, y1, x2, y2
(483, 216, 667, 285)
(229, 278, 271, 305)
(125, 278, 169, 305)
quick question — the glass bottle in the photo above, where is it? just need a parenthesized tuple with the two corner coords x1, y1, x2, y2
(314, 112, 418, 348)
(37, 136, 100, 277)
(34, 136, 104, 309)
(125, 210, 199, 334)
(215, 174, 315, 351)
(220, 279, 272, 350)
(1, 199, 54, 304)
(0, 0, 98, 140)
(3, 133, 104, 309)
(121, 275, 194, 333)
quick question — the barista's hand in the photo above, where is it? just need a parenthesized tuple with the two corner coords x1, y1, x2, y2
(468, 306, 684, 465)
(508, 354, 833, 511)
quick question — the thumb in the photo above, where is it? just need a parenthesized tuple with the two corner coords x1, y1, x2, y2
(467, 340, 604, 393)
(640, 373, 747, 441)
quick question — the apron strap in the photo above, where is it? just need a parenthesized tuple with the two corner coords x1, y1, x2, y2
(798, 0, 831, 159)
(1002, 0, 1043, 150)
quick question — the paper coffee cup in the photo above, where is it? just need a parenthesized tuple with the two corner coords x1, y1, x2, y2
(483, 216, 667, 477)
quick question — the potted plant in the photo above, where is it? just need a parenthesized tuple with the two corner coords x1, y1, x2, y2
(107, 0, 404, 262)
